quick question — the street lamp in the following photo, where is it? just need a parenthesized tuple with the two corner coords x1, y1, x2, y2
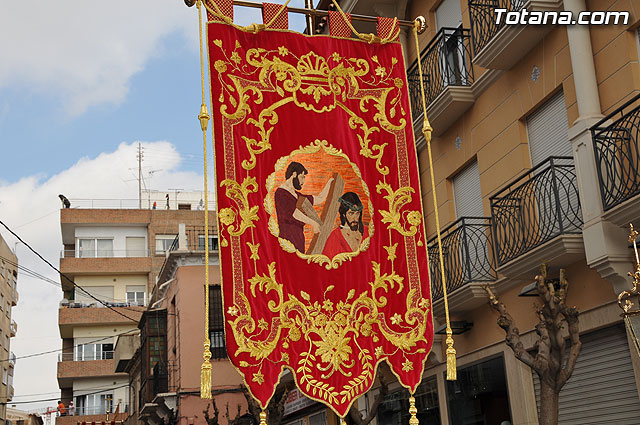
(618, 224, 640, 358)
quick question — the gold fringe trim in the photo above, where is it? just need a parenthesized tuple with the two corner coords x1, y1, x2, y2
(408, 396, 418, 425)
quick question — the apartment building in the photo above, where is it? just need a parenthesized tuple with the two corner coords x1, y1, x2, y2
(0, 235, 18, 424)
(56, 196, 215, 425)
(333, 0, 640, 424)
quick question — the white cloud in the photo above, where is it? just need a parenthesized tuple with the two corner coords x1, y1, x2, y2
(0, 0, 310, 116)
(0, 141, 207, 410)
(0, 0, 198, 115)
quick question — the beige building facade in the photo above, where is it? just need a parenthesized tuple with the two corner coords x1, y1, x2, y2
(0, 235, 18, 425)
(336, 0, 640, 424)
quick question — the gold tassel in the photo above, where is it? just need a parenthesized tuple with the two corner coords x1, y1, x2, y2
(408, 396, 419, 425)
(445, 329, 457, 380)
(201, 340, 213, 398)
(259, 410, 267, 425)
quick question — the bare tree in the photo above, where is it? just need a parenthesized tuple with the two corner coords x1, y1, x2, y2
(244, 384, 291, 425)
(347, 365, 388, 425)
(484, 264, 581, 425)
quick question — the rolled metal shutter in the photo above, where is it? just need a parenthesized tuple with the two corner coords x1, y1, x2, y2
(526, 91, 572, 167)
(435, 0, 462, 30)
(453, 160, 483, 218)
(533, 325, 640, 424)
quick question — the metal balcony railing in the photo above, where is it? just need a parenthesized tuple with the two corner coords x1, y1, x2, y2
(60, 249, 150, 258)
(65, 404, 129, 417)
(9, 352, 16, 367)
(591, 93, 640, 211)
(184, 226, 218, 252)
(58, 351, 115, 362)
(428, 217, 496, 300)
(10, 320, 16, 337)
(468, 0, 527, 55)
(60, 300, 145, 308)
(490, 157, 582, 266)
(407, 27, 474, 122)
(67, 198, 215, 210)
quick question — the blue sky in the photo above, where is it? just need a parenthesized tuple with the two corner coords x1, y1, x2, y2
(0, 0, 312, 411)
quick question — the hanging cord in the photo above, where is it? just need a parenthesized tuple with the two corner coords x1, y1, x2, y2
(329, 0, 399, 43)
(197, 0, 214, 399)
(411, 20, 456, 380)
(203, 0, 291, 33)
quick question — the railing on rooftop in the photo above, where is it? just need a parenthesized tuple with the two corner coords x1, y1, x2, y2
(60, 300, 145, 308)
(490, 156, 582, 266)
(468, 0, 526, 55)
(590, 93, 640, 211)
(66, 198, 216, 210)
(407, 27, 474, 122)
(428, 217, 496, 300)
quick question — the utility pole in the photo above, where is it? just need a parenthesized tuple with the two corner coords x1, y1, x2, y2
(137, 143, 144, 209)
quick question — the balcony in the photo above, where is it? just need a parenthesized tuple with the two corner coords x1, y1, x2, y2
(428, 217, 496, 317)
(591, 93, 640, 226)
(60, 253, 152, 280)
(408, 27, 474, 139)
(59, 304, 144, 338)
(469, 0, 563, 70)
(57, 357, 124, 387)
(490, 157, 584, 279)
(55, 411, 129, 425)
(8, 352, 15, 368)
(8, 385, 13, 400)
(10, 320, 16, 337)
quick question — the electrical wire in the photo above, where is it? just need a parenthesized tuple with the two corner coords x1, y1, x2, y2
(0, 220, 139, 323)
(1, 383, 130, 405)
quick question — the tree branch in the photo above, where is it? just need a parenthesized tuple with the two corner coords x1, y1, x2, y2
(485, 286, 538, 371)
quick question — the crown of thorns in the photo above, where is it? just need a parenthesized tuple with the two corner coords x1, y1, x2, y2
(338, 196, 363, 212)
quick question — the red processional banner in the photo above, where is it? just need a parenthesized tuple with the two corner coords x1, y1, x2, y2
(208, 21, 433, 416)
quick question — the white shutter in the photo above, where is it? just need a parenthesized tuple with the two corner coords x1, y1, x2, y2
(533, 325, 640, 424)
(527, 91, 572, 167)
(436, 0, 462, 30)
(453, 160, 483, 218)
(126, 236, 146, 257)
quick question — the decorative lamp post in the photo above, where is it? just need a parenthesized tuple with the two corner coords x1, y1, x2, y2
(619, 224, 640, 357)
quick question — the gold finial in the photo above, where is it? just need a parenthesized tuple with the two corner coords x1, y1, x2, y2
(199, 104, 210, 132)
(408, 396, 419, 425)
(414, 16, 426, 34)
(259, 410, 267, 425)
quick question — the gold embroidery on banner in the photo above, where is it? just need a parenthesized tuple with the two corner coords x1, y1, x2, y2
(376, 182, 422, 237)
(219, 177, 259, 237)
(226, 261, 430, 404)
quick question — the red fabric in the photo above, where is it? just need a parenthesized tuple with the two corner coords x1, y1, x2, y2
(377, 16, 399, 41)
(329, 10, 351, 38)
(205, 0, 233, 22)
(262, 2, 288, 29)
(208, 23, 433, 416)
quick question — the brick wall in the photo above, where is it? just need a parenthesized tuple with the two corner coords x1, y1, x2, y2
(57, 359, 125, 379)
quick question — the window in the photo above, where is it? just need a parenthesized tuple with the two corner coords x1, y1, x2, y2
(5, 302, 9, 317)
(378, 377, 440, 425)
(125, 237, 146, 257)
(126, 285, 146, 306)
(155, 235, 177, 254)
(2, 368, 6, 385)
(4, 334, 7, 349)
(208, 286, 226, 358)
(199, 235, 219, 251)
(149, 336, 166, 369)
(446, 356, 511, 425)
(78, 238, 113, 258)
(1, 294, 4, 310)
(76, 393, 113, 416)
(75, 342, 114, 361)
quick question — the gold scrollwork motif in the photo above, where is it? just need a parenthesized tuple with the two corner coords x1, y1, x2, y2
(376, 182, 422, 237)
(219, 177, 259, 237)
